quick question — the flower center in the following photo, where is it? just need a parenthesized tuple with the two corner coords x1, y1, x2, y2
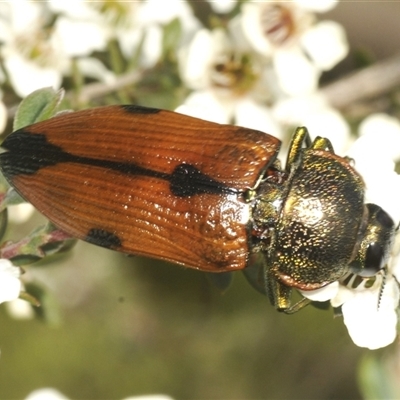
(92, 0, 136, 28)
(14, 28, 55, 67)
(210, 53, 258, 96)
(260, 4, 296, 46)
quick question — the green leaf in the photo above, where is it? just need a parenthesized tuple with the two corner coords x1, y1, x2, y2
(10, 254, 42, 266)
(13, 87, 65, 130)
(2, 222, 75, 266)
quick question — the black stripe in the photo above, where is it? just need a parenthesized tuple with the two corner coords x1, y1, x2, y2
(0, 131, 236, 197)
(121, 105, 161, 114)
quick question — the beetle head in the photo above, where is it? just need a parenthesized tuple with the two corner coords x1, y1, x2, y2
(349, 203, 395, 277)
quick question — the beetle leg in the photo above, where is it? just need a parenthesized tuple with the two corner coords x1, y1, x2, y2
(265, 269, 292, 310)
(311, 136, 334, 152)
(286, 129, 336, 173)
(266, 268, 313, 313)
(285, 127, 312, 173)
(282, 297, 312, 314)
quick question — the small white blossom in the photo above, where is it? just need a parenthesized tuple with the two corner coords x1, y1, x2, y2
(49, 0, 199, 69)
(0, 0, 113, 97)
(0, 1, 65, 97)
(240, 1, 348, 95)
(300, 21, 348, 71)
(0, 99, 7, 134)
(273, 93, 351, 153)
(333, 272, 399, 350)
(52, 16, 108, 58)
(178, 28, 282, 136)
(8, 203, 35, 224)
(25, 389, 174, 400)
(5, 298, 34, 320)
(206, 0, 237, 14)
(349, 114, 400, 225)
(25, 388, 69, 400)
(300, 281, 339, 302)
(0, 259, 21, 303)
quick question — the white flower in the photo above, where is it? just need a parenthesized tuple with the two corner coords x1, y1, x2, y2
(273, 93, 351, 153)
(25, 388, 69, 400)
(348, 114, 400, 225)
(0, 1, 65, 97)
(52, 16, 108, 58)
(5, 298, 34, 320)
(48, 0, 200, 69)
(300, 281, 339, 302)
(0, 259, 21, 303)
(206, 0, 237, 14)
(0, 99, 7, 134)
(0, 0, 111, 97)
(240, 1, 348, 95)
(25, 390, 174, 400)
(178, 28, 282, 136)
(300, 20, 348, 71)
(8, 203, 35, 224)
(332, 272, 399, 350)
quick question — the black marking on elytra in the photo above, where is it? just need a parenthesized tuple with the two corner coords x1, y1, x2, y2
(0, 131, 72, 177)
(86, 228, 122, 249)
(170, 164, 230, 196)
(0, 131, 236, 197)
(121, 104, 161, 114)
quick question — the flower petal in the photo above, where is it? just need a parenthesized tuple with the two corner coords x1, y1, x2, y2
(175, 90, 232, 124)
(341, 278, 399, 349)
(8, 203, 35, 224)
(54, 17, 108, 57)
(300, 21, 349, 71)
(6, 298, 34, 320)
(348, 120, 400, 225)
(274, 49, 319, 95)
(4, 54, 62, 98)
(300, 281, 339, 302)
(234, 97, 282, 137)
(25, 388, 69, 400)
(0, 259, 21, 303)
(358, 113, 400, 161)
(207, 0, 237, 14)
(0, 99, 7, 134)
(240, 3, 273, 56)
(179, 29, 214, 89)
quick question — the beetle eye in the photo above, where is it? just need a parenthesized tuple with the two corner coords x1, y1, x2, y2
(357, 243, 384, 277)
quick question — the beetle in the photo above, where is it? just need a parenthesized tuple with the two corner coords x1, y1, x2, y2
(0, 105, 395, 312)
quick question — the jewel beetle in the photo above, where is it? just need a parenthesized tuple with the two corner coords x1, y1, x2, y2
(0, 105, 395, 312)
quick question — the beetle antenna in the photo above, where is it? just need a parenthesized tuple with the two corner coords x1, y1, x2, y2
(377, 267, 387, 310)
